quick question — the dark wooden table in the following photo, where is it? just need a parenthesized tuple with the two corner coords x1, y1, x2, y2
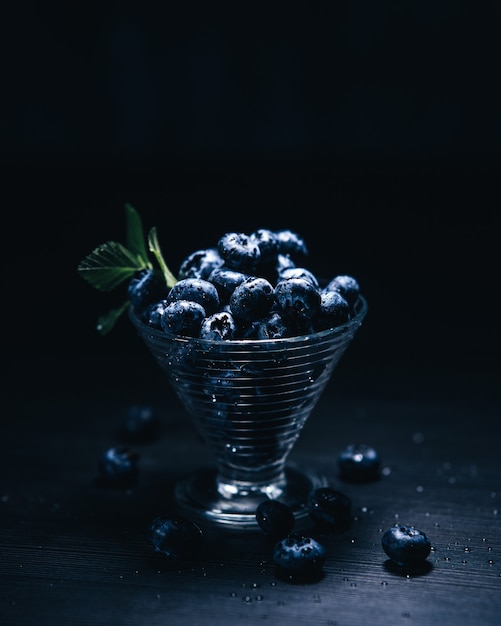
(2, 351, 500, 626)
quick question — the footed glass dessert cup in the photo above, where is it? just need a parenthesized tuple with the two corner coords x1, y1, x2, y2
(130, 295, 367, 529)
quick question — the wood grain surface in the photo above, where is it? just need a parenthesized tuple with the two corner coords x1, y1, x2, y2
(1, 355, 499, 626)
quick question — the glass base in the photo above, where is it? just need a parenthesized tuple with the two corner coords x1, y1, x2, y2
(174, 465, 327, 530)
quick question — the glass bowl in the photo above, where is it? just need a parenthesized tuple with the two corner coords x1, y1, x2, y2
(129, 295, 368, 529)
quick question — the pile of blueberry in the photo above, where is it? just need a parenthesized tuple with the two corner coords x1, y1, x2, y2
(128, 228, 361, 340)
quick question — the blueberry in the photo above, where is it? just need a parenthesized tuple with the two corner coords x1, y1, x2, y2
(275, 277, 321, 326)
(148, 514, 204, 560)
(128, 269, 167, 311)
(119, 404, 161, 443)
(250, 228, 279, 262)
(273, 533, 326, 580)
(338, 443, 381, 483)
(217, 232, 261, 272)
(256, 500, 295, 541)
(142, 299, 168, 328)
(313, 290, 350, 331)
(275, 229, 308, 260)
(167, 277, 220, 316)
(160, 300, 206, 337)
(178, 247, 224, 280)
(279, 267, 319, 288)
(381, 525, 432, 567)
(229, 276, 276, 322)
(324, 274, 360, 307)
(249, 310, 291, 340)
(207, 267, 250, 304)
(97, 447, 139, 487)
(199, 310, 237, 341)
(307, 486, 352, 531)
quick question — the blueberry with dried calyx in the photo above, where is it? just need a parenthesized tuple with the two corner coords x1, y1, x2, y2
(199, 310, 237, 341)
(149, 514, 204, 560)
(338, 443, 381, 482)
(382, 525, 431, 567)
(273, 533, 326, 581)
(217, 232, 261, 273)
(256, 500, 295, 541)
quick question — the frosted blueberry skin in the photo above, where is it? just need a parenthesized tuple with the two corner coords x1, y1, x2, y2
(160, 300, 206, 337)
(166, 277, 220, 316)
(199, 310, 237, 341)
(273, 533, 326, 580)
(307, 487, 352, 532)
(128, 269, 168, 311)
(382, 525, 432, 567)
(217, 232, 261, 273)
(178, 247, 224, 280)
(325, 274, 360, 307)
(338, 443, 381, 483)
(229, 276, 276, 322)
(97, 447, 139, 488)
(149, 514, 204, 560)
(256, 500, 295, 541)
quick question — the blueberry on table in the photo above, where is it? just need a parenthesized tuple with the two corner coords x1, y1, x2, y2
(97, 447, 139, 487)
(256, 500, 295, 541)
(382, 525, 432, 567)
(273, 533, 326, 581)
(338, 443, 381, 483)
(160, 300, 206, 337)
(128, 269, 168, 311)
(307, 486, 352, 532)
(166, 277, 220, 316)
(149, 514, 204, 560)
(178, 247, 224, 280)
(217, 232, 261, 272)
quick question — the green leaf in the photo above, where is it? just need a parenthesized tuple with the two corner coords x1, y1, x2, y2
(148, 226, 178, 288)
(124, 203, 151, 266)
(96, 301, 131, 335)
(77, 241, 147, 291)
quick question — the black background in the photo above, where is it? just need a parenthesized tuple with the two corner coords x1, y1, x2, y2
(3, 1, 499, 375)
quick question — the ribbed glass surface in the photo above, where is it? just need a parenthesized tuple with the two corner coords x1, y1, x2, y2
(130, 296, 368, 492)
